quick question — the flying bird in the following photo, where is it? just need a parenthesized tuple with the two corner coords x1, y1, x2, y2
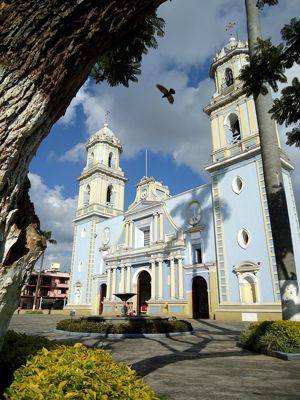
(156, 84, 175, 104)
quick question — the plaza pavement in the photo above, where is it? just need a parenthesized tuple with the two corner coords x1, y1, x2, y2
(9, 315, 300, 400)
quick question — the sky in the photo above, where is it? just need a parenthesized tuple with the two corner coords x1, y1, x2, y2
(28, 0, 300, 271)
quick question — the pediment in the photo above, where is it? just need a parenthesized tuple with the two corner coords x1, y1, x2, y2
(125, 199, 163, 216)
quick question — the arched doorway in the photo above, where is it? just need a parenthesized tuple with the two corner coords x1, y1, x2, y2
(99, 283, 107, 315)
(137, 271, 151, 315)
(192, 276, 209, 319)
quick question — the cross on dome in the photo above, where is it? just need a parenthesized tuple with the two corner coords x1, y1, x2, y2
(104, 110, 110, 127)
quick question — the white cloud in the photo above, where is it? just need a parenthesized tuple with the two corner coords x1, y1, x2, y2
(58, 142, 86, 163)
(59, 82, 90, 126)
(29, 173, 77, 270)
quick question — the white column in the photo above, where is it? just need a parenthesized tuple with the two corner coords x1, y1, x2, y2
(153, 212, 158, 242)
(169, 256, 176, 299)
(158, 258, 163, 299)
(126, 264, 131, 292)
(151, 259, 156, 299)
(129, 221, 133, 247)
(106, 267, 111, 301)
(177, 256, 184, 299)
(125, 222, 129, 246)
(112, 267, 117, 300)
(159, 212, 164, 241)
(120, 265, 125, 293)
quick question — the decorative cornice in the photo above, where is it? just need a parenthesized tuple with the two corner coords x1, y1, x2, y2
(78, 164, 127, 182)
(203, 85, 246, 116)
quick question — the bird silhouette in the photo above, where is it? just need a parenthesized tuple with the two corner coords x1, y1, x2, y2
(156, 84, 175, 104)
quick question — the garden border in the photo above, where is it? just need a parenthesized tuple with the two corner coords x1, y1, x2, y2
(237, 342, 300, 361)
(54, 329, 194, 339)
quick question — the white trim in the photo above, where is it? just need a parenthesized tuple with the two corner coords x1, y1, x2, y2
(132, 266, 152, 286)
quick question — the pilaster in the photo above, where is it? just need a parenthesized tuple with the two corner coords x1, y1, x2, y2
(169, 256, 176, 299)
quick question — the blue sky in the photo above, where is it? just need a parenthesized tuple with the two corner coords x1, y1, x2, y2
(28, 0, 300, 270)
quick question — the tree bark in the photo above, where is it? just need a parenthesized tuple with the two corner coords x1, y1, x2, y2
(0, 0, 166, 350)
(245, 0, 300, 320)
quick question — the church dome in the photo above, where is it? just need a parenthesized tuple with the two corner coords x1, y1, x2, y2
(97, 123, 116, 139)
(88, 123, 122, 148)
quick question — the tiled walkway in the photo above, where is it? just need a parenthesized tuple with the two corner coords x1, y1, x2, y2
(9, 315, 300, 400)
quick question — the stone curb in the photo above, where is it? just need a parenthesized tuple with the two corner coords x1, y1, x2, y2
(237, 342, 300, 361)
(54, 329, 194, 339)
(270, 351, 300, 361)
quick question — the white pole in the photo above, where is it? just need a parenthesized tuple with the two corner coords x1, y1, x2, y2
(145, 149, 148, 177)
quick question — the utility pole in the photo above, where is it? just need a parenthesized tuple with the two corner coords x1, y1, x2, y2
(32, 252, 44, 310)
(245, 0, 300, 320)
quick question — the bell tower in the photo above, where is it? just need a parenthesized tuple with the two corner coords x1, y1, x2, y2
(68, 122, 127, 309)
(75, 122, 127, 222)
(203, 36, 294, 306)
(203, 35, 279, 169)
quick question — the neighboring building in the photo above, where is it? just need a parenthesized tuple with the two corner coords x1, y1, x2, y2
(50, 262, 61, 271)
(20, 270, 70, 309)
(67, 37, 300, 321)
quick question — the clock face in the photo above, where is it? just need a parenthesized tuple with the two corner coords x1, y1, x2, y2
(141, 188, 148, 199)
(187, 201, 201, 226)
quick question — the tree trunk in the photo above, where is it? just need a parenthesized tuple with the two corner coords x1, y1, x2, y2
(245, 0, 300, 320)
(0, 0, 166, 350)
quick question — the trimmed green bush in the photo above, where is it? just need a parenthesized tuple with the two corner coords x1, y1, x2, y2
(0, 331, 57, 395)
(4, 343, 158, 400)
(56, 319, 193, 334)
(240, 320, 300, 354)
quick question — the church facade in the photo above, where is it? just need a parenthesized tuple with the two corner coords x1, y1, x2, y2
(67, 37, 300, 321)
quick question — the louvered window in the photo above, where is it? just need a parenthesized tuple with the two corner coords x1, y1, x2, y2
(144, 229, 150, 247)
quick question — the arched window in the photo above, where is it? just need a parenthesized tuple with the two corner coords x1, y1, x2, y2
(83, 185, 90, 206)
(224, 113, 241, 145)
(240, 274, 257, 303)
(233, 262, 260, 306)
(225, 68, 234, 87)
(87, 152, 94, 167)
(106, 185, 113, 205)
(108, 152, 114, 168)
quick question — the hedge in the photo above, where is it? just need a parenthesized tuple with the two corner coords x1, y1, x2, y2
(4, 343, 158, 400)
(240, 320, 300, 354)
(56, 319, 193, 334)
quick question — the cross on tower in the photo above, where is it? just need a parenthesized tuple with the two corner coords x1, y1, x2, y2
(104, 110, 110, 125)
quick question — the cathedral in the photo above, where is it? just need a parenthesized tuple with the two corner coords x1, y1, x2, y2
(67, 37, 300, 321)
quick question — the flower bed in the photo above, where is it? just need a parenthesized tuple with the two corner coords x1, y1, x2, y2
(240, 320, 300, 354)
(57, 318, 193, 335)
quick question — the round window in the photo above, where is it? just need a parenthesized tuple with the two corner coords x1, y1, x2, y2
(237, 228, 250, 249)
(232, 176, 243, 194)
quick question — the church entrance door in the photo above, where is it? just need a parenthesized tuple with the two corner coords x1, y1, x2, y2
(137, 271, 151, 315)
(99, 284, 107, 315)
(192, 276, 209, 319)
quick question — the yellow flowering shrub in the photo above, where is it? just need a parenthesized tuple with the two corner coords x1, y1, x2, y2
(4, 343, 158, 400)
